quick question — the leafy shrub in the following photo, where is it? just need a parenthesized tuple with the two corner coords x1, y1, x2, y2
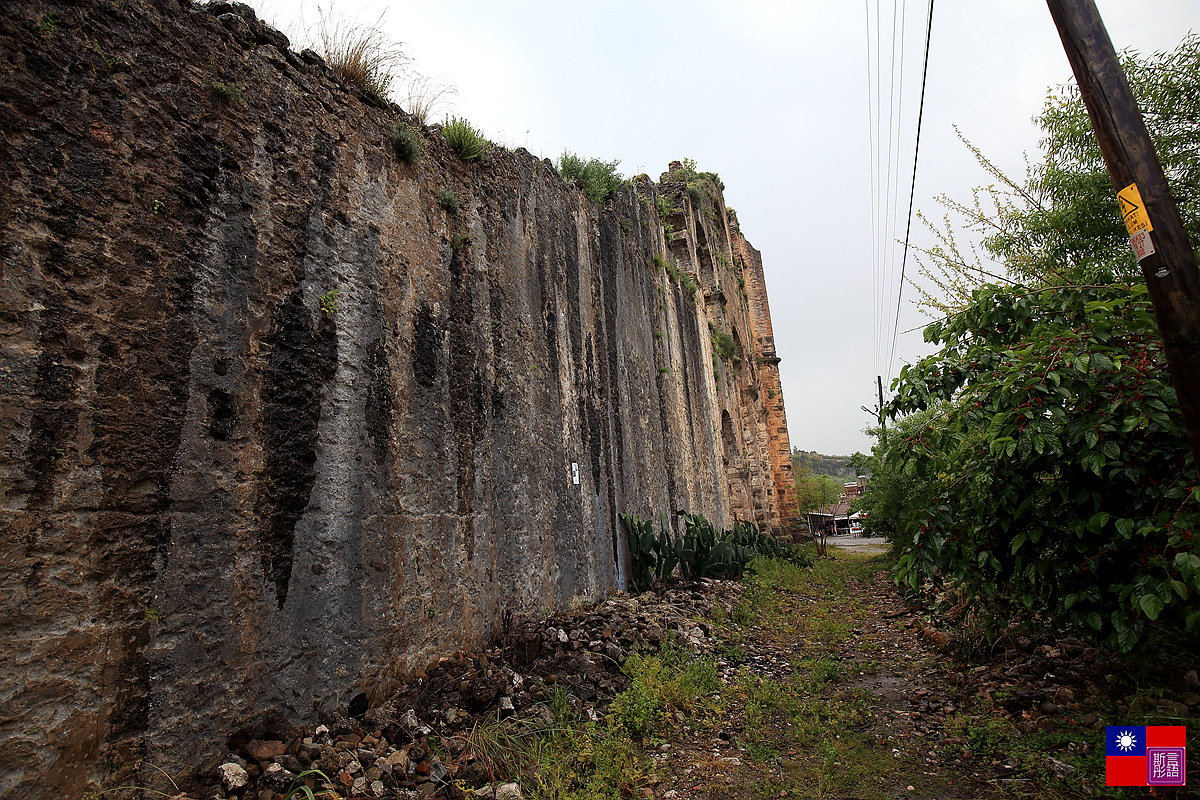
(648, 253, 668, 272)
(610, 638, 720, 739)
(712, 331, 736, 360)
(437, 188, 459, 215)
(442, 116, 486, 160)
(882, 282, 1198, 651)
(665, 158, 724, 207)
(390, 123, 422, 163)
(316, 10, 406, 104)
(557, 151, 626, 208)
(655, 195, 676, 219)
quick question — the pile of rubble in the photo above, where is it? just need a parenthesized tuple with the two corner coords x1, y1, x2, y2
(202, 580, 744, 800)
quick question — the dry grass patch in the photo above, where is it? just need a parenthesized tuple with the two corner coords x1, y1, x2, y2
(315, 9, 407, 103)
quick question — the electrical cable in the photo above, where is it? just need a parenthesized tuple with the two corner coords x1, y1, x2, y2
(887, 0, 935, 378)
(866, 0, 878, 376)
(884, 1, 907, 379)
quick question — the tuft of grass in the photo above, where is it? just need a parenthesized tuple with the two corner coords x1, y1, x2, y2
(649, 253, 668, 272)
(315, 10, 407, 104)
(442, 116, 487, 160)
(390, 123, 422, 163)
(402, 75, 456, 124)
(557, 151, 626, 208)
(457, 690, 642, 800)
(437, 188, 460, 215)
(282, 768, 340, 800)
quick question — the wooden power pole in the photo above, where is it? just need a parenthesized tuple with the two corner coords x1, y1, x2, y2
(1046, 0, 1200, 473)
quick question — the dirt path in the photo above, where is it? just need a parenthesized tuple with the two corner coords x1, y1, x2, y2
(206, 548, 1193, 800)
(641, 549, 1113, 800)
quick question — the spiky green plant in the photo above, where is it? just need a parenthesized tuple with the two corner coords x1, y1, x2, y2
(442, 116, 486, 160)
(391, 123, 422, 163)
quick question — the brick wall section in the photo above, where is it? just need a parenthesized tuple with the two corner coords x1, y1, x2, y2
(653, 166, 796, 533)
(730, 214, 801, 530)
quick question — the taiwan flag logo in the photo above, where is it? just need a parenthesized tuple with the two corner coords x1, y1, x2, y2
(1106, 726, 1187, 786)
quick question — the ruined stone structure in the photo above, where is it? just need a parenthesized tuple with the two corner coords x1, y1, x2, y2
(0, 1, 798, 796)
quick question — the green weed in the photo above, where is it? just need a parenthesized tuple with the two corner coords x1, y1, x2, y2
(282, 768, 340, 800)
(712, 330, 736, 360)
(438, 187, 460, 215)
(610, 638, 720, 740)
(442, 116, 487, 160)
(206, 65, 245, 104)
(557, 151, 625, 208)
(318, 289, 340, 316)
(655, 195, 676, 219)
(390, 123, 422, 163)
(39, 13, 59, 37)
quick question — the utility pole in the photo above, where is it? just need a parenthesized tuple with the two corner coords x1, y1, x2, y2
(877, 375, 887, 446)
(1045, 0, 1200, 473)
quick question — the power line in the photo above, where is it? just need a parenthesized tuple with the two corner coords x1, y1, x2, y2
(887, 0, 935, 378)
(883, 1, 907, 379)
(866, 0, 879, 376)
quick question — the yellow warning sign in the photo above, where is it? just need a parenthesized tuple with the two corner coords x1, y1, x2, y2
(1118, 183, 1153, 235)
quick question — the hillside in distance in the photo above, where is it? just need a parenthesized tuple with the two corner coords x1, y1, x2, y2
(791, 450, 860, 479)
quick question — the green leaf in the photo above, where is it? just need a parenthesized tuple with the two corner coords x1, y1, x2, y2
(1010, 533, 1028, 555)
(1112, 615, 1140, 652)
(1085, 612, 1103, 630)
(1138, 594, 1165, 621)
(1064, 592, 1079, 610)
(1171, 580, 1188, 599)
(1176, 552, 1200, 577)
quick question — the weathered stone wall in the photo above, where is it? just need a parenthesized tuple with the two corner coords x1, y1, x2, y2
(733, 219, 801, 529)
(0, 1, 796, 796)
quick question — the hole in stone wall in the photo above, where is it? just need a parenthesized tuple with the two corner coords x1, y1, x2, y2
(207, 389, 237, 441)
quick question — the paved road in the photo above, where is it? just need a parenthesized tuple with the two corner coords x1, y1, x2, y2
(825, 532, 889, 553)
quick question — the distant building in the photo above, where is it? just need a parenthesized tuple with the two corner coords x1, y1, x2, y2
(808, 500, 852, 535)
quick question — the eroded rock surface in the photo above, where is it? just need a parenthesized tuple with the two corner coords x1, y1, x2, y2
(0, 1, 799, 797)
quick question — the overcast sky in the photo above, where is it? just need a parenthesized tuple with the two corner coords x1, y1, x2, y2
(254, 0, 1199, 456)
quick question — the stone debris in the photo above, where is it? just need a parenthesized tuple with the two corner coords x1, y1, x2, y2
(186, 567, 1198, 800)
(495, 782, 524, 800)
(215, 763, 249, 792)
(194, 580, 741, 799)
